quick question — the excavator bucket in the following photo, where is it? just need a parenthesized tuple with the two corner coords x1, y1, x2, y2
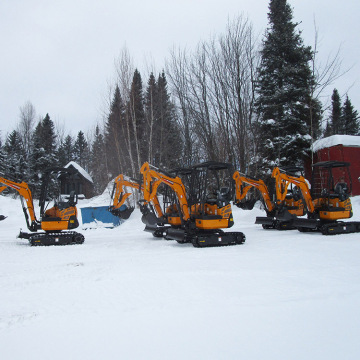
(235, 199, 256, 210)
(110, 205, 134, 220)
(141, 211, 158, 227)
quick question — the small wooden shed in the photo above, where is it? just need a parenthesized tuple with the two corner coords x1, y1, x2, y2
(308, 135, 360, 195)
(59, 161, 94, 199)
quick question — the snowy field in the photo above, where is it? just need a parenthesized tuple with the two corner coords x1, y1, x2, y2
(1, 194, 360, 360)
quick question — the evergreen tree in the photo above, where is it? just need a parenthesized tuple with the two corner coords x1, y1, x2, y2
(323, 120, 332, 138)
(128, 69, 146, 172)
(154, 71, 182, 169)
(90, 126, 108, 193)
(0, 138, 5, 176)
(255, 0, 321, 169)
(330, 88, 342, 135)
(340, 96, 359, 135)
(105, 85, 127, 177)
(3, 130, 25, 181)
(57, 135, 75, 167)
(74, 131, 90, 170)
(144, 73, 157, 164)
(41, 113, 57, 154)
(30, 114, 58, 195)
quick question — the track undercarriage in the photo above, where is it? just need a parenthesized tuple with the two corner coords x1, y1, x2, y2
(255, 216, 296, 230)
(293, 218, 360, 235)
(18, 231, 85, 246)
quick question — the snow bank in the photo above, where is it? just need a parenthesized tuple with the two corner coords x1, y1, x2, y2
(1, 194, 360, 360)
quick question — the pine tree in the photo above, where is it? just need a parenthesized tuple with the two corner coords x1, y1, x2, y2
(30, 114, 58, 195)
(105, 85, 127, 177)
(90, 125, 108, 193)
(128, 69, 146, 172)
(330, 88, 342, 135)
(0, 136, 6, 176)
(57, 135, 75, 167)
(154, 71, 182, 169)
(144, 73, 157, 164)
(3, 130, 25, 181)
(74, 131, 90, 170)
(41, 113, 57, 154)
(340, 96, 359, 135)
(255, 0, 320, 169)
(323, 120, 332, 138)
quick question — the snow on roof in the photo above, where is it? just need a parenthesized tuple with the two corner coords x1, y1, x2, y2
(312, 135, 360, 152)
(65, 161, 93, 183)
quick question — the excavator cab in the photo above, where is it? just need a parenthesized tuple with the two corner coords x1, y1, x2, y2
(188, 161, 235, 230)
(36, 168, 80, 233)
(310, 161, 352, 221)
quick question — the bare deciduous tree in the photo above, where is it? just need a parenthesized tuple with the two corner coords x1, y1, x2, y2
(18, 101, 36, 156)
(167, 15, 260, 171)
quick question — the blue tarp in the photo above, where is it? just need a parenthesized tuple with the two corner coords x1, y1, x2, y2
(81, 206, 122, 227)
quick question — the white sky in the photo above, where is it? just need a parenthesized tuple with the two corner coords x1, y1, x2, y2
(0, 0, 359, 140)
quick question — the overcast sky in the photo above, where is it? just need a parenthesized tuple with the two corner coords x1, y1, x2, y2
(1, 0, 359, 140)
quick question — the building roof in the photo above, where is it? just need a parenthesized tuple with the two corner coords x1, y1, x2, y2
(64, 161, 93, 183)
(312, 135, 360, 152)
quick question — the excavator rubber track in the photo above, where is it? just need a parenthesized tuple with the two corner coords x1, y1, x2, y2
(320, 221, 360, 235)
(294, 218, 360, 235)
(164, 227, 245, 247)
(19, 231, 85, 246)
(255, 216, 295, 230)
(191, 231, 246, 248)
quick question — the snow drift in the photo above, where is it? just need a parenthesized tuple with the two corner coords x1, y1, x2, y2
(1, 195, 360, 359)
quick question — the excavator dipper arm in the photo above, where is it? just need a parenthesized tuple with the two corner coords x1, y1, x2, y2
(0, 177, 40, 231)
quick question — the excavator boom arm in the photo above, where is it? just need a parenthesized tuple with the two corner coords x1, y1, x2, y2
(233, 171, 274, 212)
(271, 168, 314, 213)
(0, 177, 39, 230)
(111, 174, 140, 210)
(140, 162, 190, 221)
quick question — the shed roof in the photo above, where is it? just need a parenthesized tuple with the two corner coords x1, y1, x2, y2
(313, 135, 360, 152)
(64, 161, 93, 183)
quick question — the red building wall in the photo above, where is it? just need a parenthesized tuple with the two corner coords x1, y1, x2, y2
(311, 145, 360, 196)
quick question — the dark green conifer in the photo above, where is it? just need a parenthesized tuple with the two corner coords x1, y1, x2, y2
(255, 0, 321, 169)
(340, 96, 359, 135)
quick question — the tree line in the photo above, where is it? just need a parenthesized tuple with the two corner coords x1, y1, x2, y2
(1, 0, 359, 196)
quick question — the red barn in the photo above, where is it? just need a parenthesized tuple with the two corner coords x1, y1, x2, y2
(308, 135, 360, 195)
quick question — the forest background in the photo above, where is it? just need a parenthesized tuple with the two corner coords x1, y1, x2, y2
(1, 0, 359, 195)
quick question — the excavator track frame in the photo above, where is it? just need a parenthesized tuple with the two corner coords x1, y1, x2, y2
(19, 231, 85, 246)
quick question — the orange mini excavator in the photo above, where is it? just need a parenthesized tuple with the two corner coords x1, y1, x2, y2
(139, 161, 246, 247)
(233, 167, 305, 230)
(289, 161, 360, 235)
(0, 167, 84, 245)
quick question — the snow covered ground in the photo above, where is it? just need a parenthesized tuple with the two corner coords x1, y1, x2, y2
(1, 194, 360, 360)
